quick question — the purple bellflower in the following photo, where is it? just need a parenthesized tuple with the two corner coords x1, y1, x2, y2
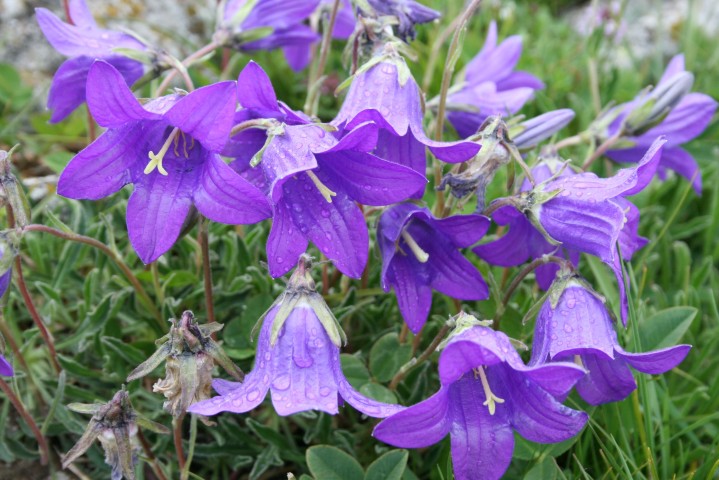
(36, 0, 146, 123)
(476, 137, 666, 324)
(374, 313, 587, 480)
(216, 0, 321, 71)
(442, 21, 544, 139)
(0, 355, 11, 377)
(189, 255, 403, 418)
(333, 48, 481, 190)
(378, 203, 490, 333)
(366, 0, 441, 40)
(531, 278, 691, 405)
(606, 55, 717, 194)
(227, 62, 427, 278)
(57, 61, 271, 264)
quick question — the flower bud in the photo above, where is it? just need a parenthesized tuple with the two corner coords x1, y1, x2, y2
(510, 109, 575, 149)
(623, 71, 694, 136)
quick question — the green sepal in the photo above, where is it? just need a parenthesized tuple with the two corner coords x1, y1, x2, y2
(67, 403, 104, 415)
(126, 343, 171, 382)
(206, 340, 244, 381)
(135, 414, 171, 435)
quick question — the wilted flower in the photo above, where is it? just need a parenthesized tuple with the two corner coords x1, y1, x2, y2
(378, 203, 490, 333)
(605, 55, 717, 193)
(476, 137, 666, 323)
(366, 0, 440, 40)
(36, 0, 146, 122)
(189, 255, 404, 418)
(441, 21, 544, 138)
(63, 389, 169, 480)
(0, 148, 32, 229)
(531, 277, 691, 405)
(57, 61, 270, 263)
(127, 311, 243, 424)
(333, 47, 481, 186)
(373, 313, 587, 480)
(214, 0, 321, 71)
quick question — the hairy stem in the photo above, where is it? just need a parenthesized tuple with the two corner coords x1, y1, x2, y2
(0, 377, 49, 465)
(180, 414, 198, 480)
(198, 217, 215, 324)
(581, 130, 622, 170)
(173, 414, 186, 472)
(304, 0, 341, 115)
(137, 428, 169, 480)
(154, 42, 219, 96)
(389, 323, 452, 390)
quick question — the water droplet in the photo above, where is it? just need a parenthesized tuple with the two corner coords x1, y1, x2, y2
(276, 256, 284, 264)
(363, 184, 372, 190)
(561, 191, 570, 197)
(263, 374, 270, 384)
(264, 352, 271, 361)
(563, 323, 573, 333)
(319, 386, 332, 397)
(232, 397, 244, 407)
(551, 334, 558, 340)
(273, 374, 291, 391)
(246, 389, 261, 402)
(567, 298, 576, 308)
(307, 391, 316, 400)
(324, 232, 332, 240)
(321, 209, 330, 217)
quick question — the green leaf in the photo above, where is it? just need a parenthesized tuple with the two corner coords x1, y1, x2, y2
(365, 449, 408, 480)
(101, 337, 147, 366)
(638, 306, 697, 351)
(341, 353, 370, 389)
(359, 383, 398, 404)
(523, 457, 561, 480)
(43, 150, 74, 174)
(369, 333, 413, 383)
(306, 445, 364, 480)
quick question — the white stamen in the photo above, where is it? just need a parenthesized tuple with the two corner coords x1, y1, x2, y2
(401, 230, 429, 263)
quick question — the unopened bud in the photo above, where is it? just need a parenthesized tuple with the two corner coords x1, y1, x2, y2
(511, 109, 576, 149)
(624, 72, 694, 136)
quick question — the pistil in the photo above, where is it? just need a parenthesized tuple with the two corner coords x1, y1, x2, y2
(474, 366, 504, 415)
(401, 230, 429, 263)
(145, 127, 181, 176)
(306, 171, 337, 203)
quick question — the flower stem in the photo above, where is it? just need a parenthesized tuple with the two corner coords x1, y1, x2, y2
(304, 0, 341, 116)
(198, 216, 215, 324)
(0, 376, 49, 465)
(154, 42, 219, 96)
(136, 428, 169, 480)
(22, 224, 164, 331)
(581, 130, 622, 170)
(173, 414, 186, 472)
(389, 322, 453, 390)
(180, 414, 198, 480)
(14, 257, 61, 374)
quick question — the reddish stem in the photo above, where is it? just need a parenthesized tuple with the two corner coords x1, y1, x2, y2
(0, 377, 49, 464)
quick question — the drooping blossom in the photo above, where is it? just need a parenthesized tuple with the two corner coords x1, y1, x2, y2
(190, 255, 403, 418)
(531, 278, 691, 405)
(57, 61, 271, 263)
(606, 54, 717, 193)
(63, 389, 169, 480)
(127, 311, 243, 425)
(36, 0, 146, 122)
(215, 0, 322, 71)
(374, 313, 587, 480)
(475, 137, 666, 323)
(226, 61, 426, 278)
(333, 48, 481, 191)
(378, 203, 490, 333)
(442, 21, 544, 139)
(367, 0, 440, 40)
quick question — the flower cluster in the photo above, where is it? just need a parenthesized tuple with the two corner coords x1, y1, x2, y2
(20, 1, 711, 479)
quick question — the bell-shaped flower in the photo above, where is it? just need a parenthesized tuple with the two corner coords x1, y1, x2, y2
(333, 48, 481, 191)
(378, 203, 490, 333)
(442, 21, 544, 138)
(127, 311, 243, 425)
(227, 62, 427, 278)
(476, 137, 665, 323)
(215, 0, 321, 71)
(63, 389, 169, 480)
(36, 0, 146, 123)
(606, 54, 717, 193)
(57, 61, 271, 263)
(373, 313, 587, 480)
(531, 278, 691, 405)
(366, 0, 440, 40)
(189, 255, 403, 418)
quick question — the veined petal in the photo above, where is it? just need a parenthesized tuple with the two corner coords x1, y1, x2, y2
(212, 378, 241, 395)
(474, 208, 554, 267)
(320, 121, 379, 153)
(266, 201, 309, 278)
(373, 130, 427, 195)
(194, 153, 271, 224)
(615, 198, 647, 260)
(385, 254, 433, 334)
(496, 71, 545, 91)
(575, 353, 637, 405)
(238, 0, 320, 30)
(615, 344, 690, 375)
(190, 369, 270, 415)
(510, 361, 586, 400)
(236, 61, 279, 113)
(57, 124, 141, 200)
(165, 81, 237, 152)
(86, 60, 156, 128)
(373, 388, 451, 448)
(658, 147, 702, 194)
(126, 168, 197, 263)
(438, 327, 509, 385)
(47, 57, 92, 123)
(67, 0, 96, 27)
(270, 307, 340, 415)
(336, 372, 404, 417)
(636, 93, 717, 146)
(448, 377, 514, 480)
(283, 174, 368, 278)
(431, 213, 490, 248)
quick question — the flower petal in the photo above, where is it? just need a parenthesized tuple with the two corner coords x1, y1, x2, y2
(266, 200, 309, 278)
(474, 208, 553, 267)
(438, 327, 509, 385)
(657, 146, 702, 194)
(337, 374, 405, 418)
(431, 213, 491, 248)
(190, 369, 270, 415)
(373, 388, 451, 447)
(448, 377, 514, 480)
(575, 353, 637, 405)
(0, 354, 13, 377)
(373, 130, 427, 195)
(193, 153, 271, 224)
(615, 344, 691, 375)
(385, 254, 433, 334)
(86, 60, 155, 128)
(637, 93, 717, 146)
(46, 56, 92, 123)
(236, 61, 279, 113)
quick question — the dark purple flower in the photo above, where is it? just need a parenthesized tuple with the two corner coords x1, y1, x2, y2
(228, 62, 427, 278)
(333, 51, 481, 188)
(606, 55, 717, 194)
(367, 0, 440, 40)
(57, 61, 270, 264)
(189, 256, 403, 418)
(531, 280, 691, 405)
(378, 203, 490, 333)
(374, 316, 587, 480)
(36, 0, 146, 123)
(443, 21, 544, 138)
(0, 355, 12, 377)
(217, 0, 321, 71)
(476, 137, 666, 323)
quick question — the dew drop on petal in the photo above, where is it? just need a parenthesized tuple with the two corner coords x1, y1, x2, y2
(273, 374, 291, 391)
(319, 386, 332, 397)
(246, 388, 261, 402)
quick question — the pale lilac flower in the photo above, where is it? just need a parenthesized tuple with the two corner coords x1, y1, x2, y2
(531, 279, 691, 405)
(367, 0, 440, 40)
